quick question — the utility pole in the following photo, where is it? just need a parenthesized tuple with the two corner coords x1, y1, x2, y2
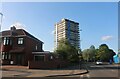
(79, 29, 82, 51)
(79, 29, 82, 70)
(0, 13, 3, 31)
(0, 12, 3, 69)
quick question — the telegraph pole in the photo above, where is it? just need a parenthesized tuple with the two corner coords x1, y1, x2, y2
(0, 13, 3, 31)
(0, 12, 3, 75)
(79, 29, 82, 70)
(79, 29, 82, 51)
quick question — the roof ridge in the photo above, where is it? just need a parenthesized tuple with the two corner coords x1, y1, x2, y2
(21, 29, 27, 36)
(22, 29, 43, 43)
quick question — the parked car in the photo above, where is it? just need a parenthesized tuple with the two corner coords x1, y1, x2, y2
(96, 61, 103, 65)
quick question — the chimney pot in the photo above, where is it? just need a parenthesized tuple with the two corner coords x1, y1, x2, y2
(11, 26, 16, 31)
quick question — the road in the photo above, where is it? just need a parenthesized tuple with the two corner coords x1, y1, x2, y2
(1, 63, 120, 79)
(79, 62, 120, 78)
(1, 65, 87, 77)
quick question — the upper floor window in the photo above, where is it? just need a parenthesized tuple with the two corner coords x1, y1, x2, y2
(36, 45, 38, 50)
(3, 37, 10, 45)
(18, 38, 24, 45)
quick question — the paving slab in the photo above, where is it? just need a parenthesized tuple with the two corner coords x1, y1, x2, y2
(1, 65, 87, 77)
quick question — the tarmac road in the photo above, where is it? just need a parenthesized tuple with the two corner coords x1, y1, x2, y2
(1, 63, 120, 79)
(79, 63, 120, 78)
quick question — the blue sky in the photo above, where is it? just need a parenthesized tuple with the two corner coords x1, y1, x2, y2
(1, 2, 118, 52)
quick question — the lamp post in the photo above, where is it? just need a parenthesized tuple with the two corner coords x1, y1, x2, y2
(79, 29, 82, 70)
(79, 29, 82, 51)
(0, 13, 3, 31)
(0, 12, 3, 72)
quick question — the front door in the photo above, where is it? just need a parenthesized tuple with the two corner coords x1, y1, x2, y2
(16, 54, 23, 65)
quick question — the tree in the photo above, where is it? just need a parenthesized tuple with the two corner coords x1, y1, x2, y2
(90, 45, 95, 49)
(55, 39, 79, 63)
(82, 45, 96, 62)
(96, 44, 110, 61)
(109, 49, 116, 61)
(89, 45, 96, 61)
(82, 49, 90, 61)
(82, 44, 115, 62)
(96, 44, 115, 62)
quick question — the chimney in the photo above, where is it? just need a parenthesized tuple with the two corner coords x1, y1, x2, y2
(11, 26, 16, 31)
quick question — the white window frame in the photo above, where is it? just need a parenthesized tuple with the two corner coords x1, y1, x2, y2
(3, 37, 10, 45)
(36, 45, 38, 50)
(2, 52, 5, 59)
(18, 38, 24, 45)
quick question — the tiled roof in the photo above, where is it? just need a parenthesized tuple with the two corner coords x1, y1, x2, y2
(1, 29, 25, 36)
(1, 30, 11, 36)
(1, 28, 43, 43)
(22, 30, 43, 43)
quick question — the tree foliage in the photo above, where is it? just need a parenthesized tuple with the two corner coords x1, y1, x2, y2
(55, 39, 79, 63)
(82, 49, 90, 61)
(82, 44, 115, 62)
(82, 45, 96, 62)
(96, 44, 115, 61)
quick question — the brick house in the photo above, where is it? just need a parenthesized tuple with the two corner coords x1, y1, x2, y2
(0, 26, 43, 66)
(0, 26, 69, 68)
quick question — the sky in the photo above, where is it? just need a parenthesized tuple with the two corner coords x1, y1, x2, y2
(0, 2, 118, 53)
(1, 0, 119, 2)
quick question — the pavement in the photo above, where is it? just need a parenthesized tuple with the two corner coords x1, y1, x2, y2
(1, 64, 88, 77)
(1, 63, 120, 79)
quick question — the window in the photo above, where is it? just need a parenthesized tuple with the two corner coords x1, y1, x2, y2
(18, 38, 24, 45)
(36, 45, 38, 50)
(8, 53, 11, 59)
(2, 52, 5, 59)
(3, 37, 10, 45)
(2, 52, 11, 60)
(50, 56, 53, 60)
(34, 55, 44, 61)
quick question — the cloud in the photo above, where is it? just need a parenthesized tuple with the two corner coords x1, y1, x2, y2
(10, 22, 27, 30)
(101, 35, 113, 41)
(1, 22, 27, 31)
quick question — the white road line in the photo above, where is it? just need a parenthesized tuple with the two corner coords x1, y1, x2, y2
(80, 75, 84, 77)
(86, 74, 90, 78)
(80, 75, 84, 78)
(111, 70, 114, 72)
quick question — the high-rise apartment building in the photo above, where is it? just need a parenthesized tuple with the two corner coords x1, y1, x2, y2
(54, 18, 80, 49)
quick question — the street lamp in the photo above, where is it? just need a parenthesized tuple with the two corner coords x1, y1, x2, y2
(0, 12, 3, 72)
(0, 13, 3, 31)
(79, 29, 82, 51)
(78, 29, 82, 70)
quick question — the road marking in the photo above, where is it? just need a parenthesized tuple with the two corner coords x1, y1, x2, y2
(111, 70, 114, 72)
(91, 65, 103, 67)
(80, 75, 84, 78)
(86, 74, 90, 78)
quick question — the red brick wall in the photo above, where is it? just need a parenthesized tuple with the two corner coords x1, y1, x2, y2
(28, 61, 68, 69)
(2, 60, 10, 65)
(28, 60, 69, 69)
(1, 45, 12, 52)
(0, 36, 43, 66)
(22, 36, 43, 65)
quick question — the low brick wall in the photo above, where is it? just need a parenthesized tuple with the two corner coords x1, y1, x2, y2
(28, 60, 69, 69)
(2, 60, 10, 65)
